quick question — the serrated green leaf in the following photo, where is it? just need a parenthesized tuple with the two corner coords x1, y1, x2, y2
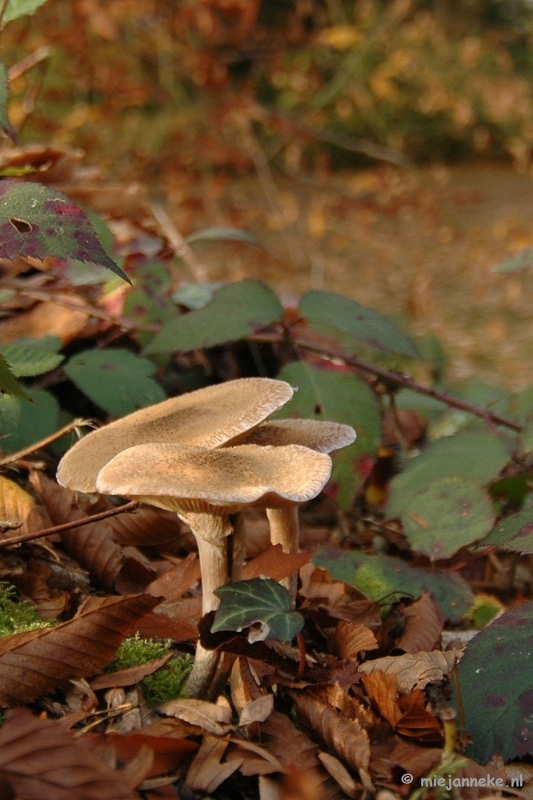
(144, 279, 283, 355)
(401, 476, 494, 560)
(479, 508, 533, 554)
(2, 0, 49, 23)
(0, 388, 58, 451)
(453, 602, 533, 762)
(299, 290, 419, 359)
(313, 546, 473, 621)
(63, 349, 166, 416)
(387, 430, 510, 519)
(0, 63, 15, 143)
(0, 353, 30, 400)
(124, 261, 177, 348)
(0, 180, 130, 282)
(185, 227, 263, 248)
(273, 362, 381, 509)
(0, 340, 64, 377)
(212, 578, 304, 641)
(68, 208, 125, 285)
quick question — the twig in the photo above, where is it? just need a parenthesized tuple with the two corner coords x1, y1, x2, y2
(250, 330, 524, 433)
(151, 203, 209, 283)
(0, 501, 140, 548)
(8, 45, 52, 82)
(0, 418, 94, 467)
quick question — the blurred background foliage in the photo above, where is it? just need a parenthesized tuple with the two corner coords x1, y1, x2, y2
(5, 0, 533, 175)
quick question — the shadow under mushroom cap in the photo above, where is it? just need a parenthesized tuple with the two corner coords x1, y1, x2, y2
(94, 443, 332, 513)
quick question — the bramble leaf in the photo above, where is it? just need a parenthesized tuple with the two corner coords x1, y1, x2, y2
(299, 290, 419, 358)
(212, 578, 304, 642)
(0, 353, 30, 400)
(3, 0, 50, 23)
(0, 180, 129, 282)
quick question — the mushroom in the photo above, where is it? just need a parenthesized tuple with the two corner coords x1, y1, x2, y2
(56, 378, 294, 493)
(232, 419, 356, 596)
(93, 441, 332, 698)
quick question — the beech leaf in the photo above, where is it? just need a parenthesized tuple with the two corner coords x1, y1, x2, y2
(0, 593, 160, 705)
(0, 709, 137, 800)
(0, 179, 129, 282)
(212, 578, 304, 642)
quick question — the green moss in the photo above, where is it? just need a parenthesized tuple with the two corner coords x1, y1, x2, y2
(142, 656, 193, 706)
(0, 582, 55, 637)
(108, 633, 171, 671)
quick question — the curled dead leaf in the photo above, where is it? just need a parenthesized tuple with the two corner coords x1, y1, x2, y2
(358, 650, 458, 693)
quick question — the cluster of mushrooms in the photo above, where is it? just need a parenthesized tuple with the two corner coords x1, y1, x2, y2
(57, 378, 355, 698)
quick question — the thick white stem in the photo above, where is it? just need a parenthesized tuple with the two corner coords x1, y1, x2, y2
(180, 513, 232, 699)
(266, 506, 299, 601)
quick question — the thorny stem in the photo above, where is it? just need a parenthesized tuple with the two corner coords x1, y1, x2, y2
(0, 501, 140, 548)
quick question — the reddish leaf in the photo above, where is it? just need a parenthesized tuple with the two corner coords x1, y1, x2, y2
(0, 709, 136, 799)
(90, 655, 172, 690)
(0, 179, 129, 281)
(242, 544, 312, 581)
(0, 593, 160, 705)
(396, 593, 443, 654)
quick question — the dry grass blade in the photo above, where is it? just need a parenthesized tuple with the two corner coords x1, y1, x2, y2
(0, 709, 137, 799)
(396, 594, 442, 653)
(0, 593, 160, 705)
(291, 692, 370, 774)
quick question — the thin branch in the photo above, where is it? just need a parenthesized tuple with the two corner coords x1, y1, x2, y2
(8, 45, 52, 82)
(151, 203, 209, 283)
(0, 418, 95, 467)
(0, 501, 140, 548)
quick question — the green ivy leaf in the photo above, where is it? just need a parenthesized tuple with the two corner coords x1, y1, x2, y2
(313, 546, 473, 621)
(0, 63, 15, 143)
(0, 338, 64, 377)
(63, 349, 166, 416)
(299, 290, 419, 359)
(274, 362, 381, 509)
(2, 0, 49, 23)
(0, 180, 130, 282)
(0, 353, 30, 400)
(212, 578, 304, 642)
(387, 430, 510, 519)
(453, 602, 533, 762)
(144, 279, 283, 354)
(401, 477, 495, 560)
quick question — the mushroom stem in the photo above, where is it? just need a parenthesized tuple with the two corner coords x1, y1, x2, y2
(266, 506, 299, 600)
(181, 512, 233, 699)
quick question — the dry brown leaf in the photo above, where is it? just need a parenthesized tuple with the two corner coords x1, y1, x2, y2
(387, 737, 442, 779)
(0, 296, 89, 345)
(158, 696, 233, 735)
(396, 690, 443, 742)
(361, 672, 403, 729)
(243, 544, 312, 581)
(108, 506, 183, 549)
(103, 730, 198, 779)
(230, 657, 263, 715)
(261, 711, 342, 799)
(0, 709, 137, 799)
(90, 655, 172, 690)
(145, 553, 201, 602)
(120, 743, 154, 788)
(239, 694, 274, 726)
(299, 564, 346, 606)
(333, 620, 378, 660)
(0, 593, 159, 705)
(358, 650, 458, 693)
(185, 734, 242, 794)
(135, 609, 199, 642)
(10, 557, 74, 619)
(226, 737, 283, 776)
(396, 594, 442, 654)
(318, 752, 360, 799)
(0, 476, 47, 539)
(291, 692, 370, 774)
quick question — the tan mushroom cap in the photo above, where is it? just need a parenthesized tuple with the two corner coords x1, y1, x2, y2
(233, 418, 356, 453)
(94, 443, 332, 515)
(57, 378, 294, 493)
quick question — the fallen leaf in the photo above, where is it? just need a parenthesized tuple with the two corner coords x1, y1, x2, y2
(0, 593, 160, 705)
(145, 553, 201, 601)
(158, 696, 233, 735)
(226, 737, 283, 776)
(243, 544, 312, 581)
(396, 594, 442, 653)
(361, 672, 403, 729)
(318, 752, 360, 798)
(0, 709, 137, 799)
(89, 654, 172, 690)
(333, 620, 378, 660)
(358, 650, 458, 693)
(239, 694, 274, 726)
(185, 735, 241, 794)
(0, 476, 46, 540)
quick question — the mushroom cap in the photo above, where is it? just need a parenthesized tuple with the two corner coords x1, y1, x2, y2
(94, 442, 332, 514)
(57, 378, 294, 493)
(232, 418, 356, 453)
